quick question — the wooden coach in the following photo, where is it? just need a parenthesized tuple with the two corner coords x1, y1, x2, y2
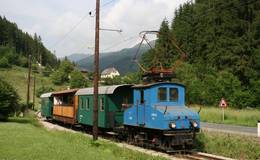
(52, 89, 78, 124)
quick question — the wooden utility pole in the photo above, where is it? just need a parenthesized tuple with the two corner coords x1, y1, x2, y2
(33, 75, 36, 110)
(93, 0, 100, 141)
(26, 54, 32, 114)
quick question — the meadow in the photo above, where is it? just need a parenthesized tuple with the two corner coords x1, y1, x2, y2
(195, 131, 260, 160)
(191, 105, 260, 127)
(0, 115, 165, 160)
(1, 114, 259, 160)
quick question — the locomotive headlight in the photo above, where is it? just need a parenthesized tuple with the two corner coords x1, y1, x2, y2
(169, 122, 176, 129)
(192, 121, 198, 128)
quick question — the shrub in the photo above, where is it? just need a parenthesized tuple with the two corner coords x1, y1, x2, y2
(17, 55, 28, 67)
(0, 79, 19, 120)
(36, 86, 54, 98)
(249, 79, 260, 108)
(42, 66, 52, 77)
(18, 102, 34, 114)
(0, 57, 11, 68)
(232, 91, 255, 109)
(31, 64, 39, 73)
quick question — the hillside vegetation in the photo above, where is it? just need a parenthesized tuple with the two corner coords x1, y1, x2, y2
(0, 66, 66, 109)
(0, 16, 58, 68)
(142, 0, 260, 108)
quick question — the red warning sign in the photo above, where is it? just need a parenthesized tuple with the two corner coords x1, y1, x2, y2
(219, 98, 228, 108)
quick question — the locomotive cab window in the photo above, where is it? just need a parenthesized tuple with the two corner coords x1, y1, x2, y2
(140, 90, 144, 104)
(169, 88, 178, 101)
(86, 98, 90, 110)
(100, 97, 105, 111)
(158, 87, 167, 101)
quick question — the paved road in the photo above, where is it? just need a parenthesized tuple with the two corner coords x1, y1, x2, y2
(200, 122, 258, 137)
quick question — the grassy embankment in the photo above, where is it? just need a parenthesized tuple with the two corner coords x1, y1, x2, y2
(0, 114, 165, 160)
(195, 131, 260, 160)
(191, 105, 260, 127)
(0, 66, 66, 110)
(0, 114, 259, 160)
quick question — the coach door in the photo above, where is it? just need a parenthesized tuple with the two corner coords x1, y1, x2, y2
(98, 95, 106, 128)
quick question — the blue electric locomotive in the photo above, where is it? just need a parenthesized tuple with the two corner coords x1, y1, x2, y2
(123, 82, 200, 151)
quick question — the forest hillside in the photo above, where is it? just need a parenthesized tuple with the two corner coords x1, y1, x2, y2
(142, 0, 260, 108)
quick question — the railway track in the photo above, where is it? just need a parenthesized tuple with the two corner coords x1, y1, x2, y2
(179, 152, 234, 160)
(37, 114, 233, 160)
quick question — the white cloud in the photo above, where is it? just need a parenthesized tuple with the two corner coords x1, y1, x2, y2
(0, 0, 188, 57)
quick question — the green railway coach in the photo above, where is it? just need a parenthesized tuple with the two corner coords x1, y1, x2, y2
(40, 92, 53, 119)
(75, 85, 133, 129)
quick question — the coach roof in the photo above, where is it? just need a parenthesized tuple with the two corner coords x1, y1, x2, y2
(40, 92, 52, 98)
(75, 84, 132, 96)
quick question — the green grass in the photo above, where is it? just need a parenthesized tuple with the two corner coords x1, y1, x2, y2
(0, 115, 165, 160)
(195, 131, 260, 160)
(191, 105, 260, 127)
(0, 66, 66, 110)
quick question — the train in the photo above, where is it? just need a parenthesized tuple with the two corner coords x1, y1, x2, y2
(40, 82, 200, 152)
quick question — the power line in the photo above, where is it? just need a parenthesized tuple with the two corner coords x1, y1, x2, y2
(89, 0, 116, 16)
(51, 0, 117, 49)
(100, 36, 138, 52)
(51, 13, 89, 49)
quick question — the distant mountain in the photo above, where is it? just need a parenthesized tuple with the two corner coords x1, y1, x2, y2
(76, 41, 155, 75)
(66, 53, 91, 62)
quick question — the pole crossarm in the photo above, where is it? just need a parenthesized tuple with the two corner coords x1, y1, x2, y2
(100, 28, 122, 32)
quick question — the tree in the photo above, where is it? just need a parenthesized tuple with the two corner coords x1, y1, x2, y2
(0, 79, 19, 120)
(141, 0, 260, 108)
(102, 76, 122, 85)
(122, 72, 141, 84)
(155, 19, 176, 68)
(70, 70, 88, 88)
(51, 60, 75, 85)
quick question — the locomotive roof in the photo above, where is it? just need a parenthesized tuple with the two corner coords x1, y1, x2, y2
(40, 92, 52, 98)
(75, 84, 132, 96)
(132, 82, 185, 88)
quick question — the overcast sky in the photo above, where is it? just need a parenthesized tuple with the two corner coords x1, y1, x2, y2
(0, 0, 188, 57)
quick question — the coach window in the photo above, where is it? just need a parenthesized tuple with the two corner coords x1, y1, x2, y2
(158, 87, 167, 101)
(86, 98, 90, 110)
(79, 98, 83, 109)
(100, 97, 105, 111)
(169, 88, 178, 101)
